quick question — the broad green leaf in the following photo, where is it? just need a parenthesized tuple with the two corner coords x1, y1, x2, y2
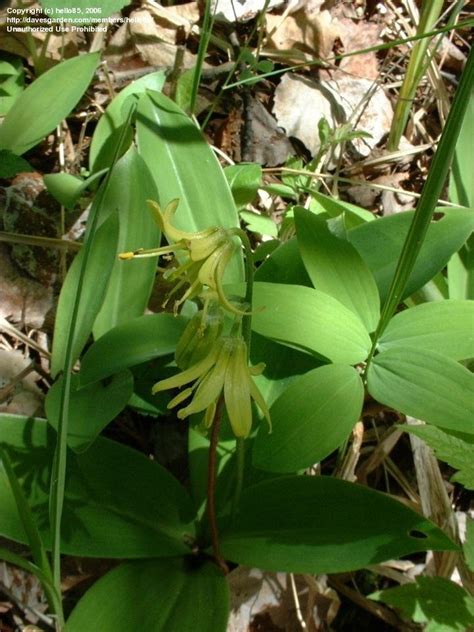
(224, 163, 262, 207)
(448, 236, 474, 300)
(250, 282, 371, 364)
(253, 365, 363, 472)
(0, 54, 24, 117)
(348, 208, 474, 303)
(80, 313, 186, 385)
(370, 577, 474, 632)
(255, 238, 312, 286)
(368, 348, 474, 434)
(39, 0, 130, 22)
(0, 53, 100, 155)
(136, 91, 243, 281)
(219, 476, 457, 574)
(401, 424, 474, 490)
(93, 147, 160, 338)
(45, 371, 133, 452)
(50, 211, 119, 378)
(89, 71, 165, 172)
(0, 415, 195, 558)
(309, 190, 374, 223)
(295, 208, 380, 331)
(240, 211, 278, 238)
(0, 150, 32, 178)
(67, 558, 229, 632)
(43, 170, 107, 209)
(379, 300, 474, 360)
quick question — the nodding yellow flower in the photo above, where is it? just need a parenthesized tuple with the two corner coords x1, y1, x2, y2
(152, 336, 271, 438)
(119, 199, 247, 314)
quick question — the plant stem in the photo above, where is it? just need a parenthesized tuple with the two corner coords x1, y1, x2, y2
(206, 395, 229, 574)
(231, 437, 245, 522)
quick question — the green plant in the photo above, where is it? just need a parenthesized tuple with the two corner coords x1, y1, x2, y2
(0, 41, 472, 632)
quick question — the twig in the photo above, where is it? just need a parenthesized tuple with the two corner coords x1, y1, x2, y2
(206, 395, 229, 575)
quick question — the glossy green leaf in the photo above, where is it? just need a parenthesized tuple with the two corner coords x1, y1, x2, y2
(0, 53, 100, 155)
(0, 54, 24, 117)
(402, 424, 474, 490)
(240, 211, 278, 238)
(220, 476, 457, 574)
(0, 415, 195, 557)
(89, 71, 165, 172)
(93, 147, 161, 338)
(136, 91, 243, 281)
(50, 211, 119, 378)
(39, 0, 130, 22)
(67, 558, 229, 632)
(224, 163, 262, 207)
(368, 348, 474, 434)
(253, 365, 363, 472)
(80, 313, 186, 385)
(309, 190, 374, 223)
(250, 282, 371, 364)
(43, 170, 107, 209)
(348, 209, 474, 303)
(45, 371, 134, 452)
(295, 208, 380, 331)
(370, 577, 474, 632)
(379, 300, 474, 360)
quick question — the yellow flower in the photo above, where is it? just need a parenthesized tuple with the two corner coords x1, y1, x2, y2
(152, 336, 271, 438)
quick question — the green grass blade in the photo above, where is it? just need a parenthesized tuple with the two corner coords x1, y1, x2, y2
(365, 46, 474, 372)
(189, 0, 214, 116)
(48, 106, 136, 598)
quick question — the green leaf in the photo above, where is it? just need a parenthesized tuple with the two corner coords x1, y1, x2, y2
(449, 88, 473, 209)
(80, 313, 186, 385)
(379, 300, 474, 361)
(348, 209, 474, 303)
(50, 211, 119, 377)
(253, 365, 363, 472)
(219, 476, 457, 574)
(224, 163, 262, 207)
(0, 415, 196, 558)
(39, 0, 131, 22)
(295, 208, 380, 331)
(370, 577, 474, 631)
(136, 91, 243, 282)
(66, 558, 229, 632)
(464, 518, 474, 572)
(0, 53, 100, 155)
(93, 147, 161, 338)
(368, 348, 474, 434)
(43, 170, 107, 209)
(89, 71, 165, 172)
(0, 54, 24, 117)
(401, 424, 474, 490)
(250, 282, 371, 364)
(255, 238, 312, 286)
(309, 190, 375, 224)
(45, 371, 134, 452)
(0, 149, 33, 178)
(240, 211, 278, 238)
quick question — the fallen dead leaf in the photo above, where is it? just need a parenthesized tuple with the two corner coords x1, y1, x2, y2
(0, 348, 44, 416)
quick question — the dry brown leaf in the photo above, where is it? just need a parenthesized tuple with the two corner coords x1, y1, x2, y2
(335, 18, 383, 80)
(273, 73, 392, 158)
(0, 349, 44, 416)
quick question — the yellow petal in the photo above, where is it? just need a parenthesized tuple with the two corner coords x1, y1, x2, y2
(249, 378, 272, 433)
(224, 338, 252, 438)
(151, 343, 219, 394)
(188, 228, 227, 262)
(168, 387, 194, 409)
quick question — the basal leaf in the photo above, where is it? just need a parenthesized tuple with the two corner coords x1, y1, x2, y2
(401, 424, 474, 490)
(0, 53, 100, 155)
(136, 91, 243, 282)
(45, 371, 134, 452)
(80, 313, 186, 385)
(89, 71, 165, 172)
(370, 577, 474, 631)
(349, 208, 474, 303)
(250, 282, 371, 364)
(224, 163, 262, 207)
(0, 150, 32, 178)
(368, 348, 474, 434)
(255, 238, 312, 286)
(0, 415, 195, 558)
(67, 558, 229, 632)
(253, 365, 363, 472)
(220, 476, 457, 574)
(50, 211, 119, 378)
(295, 207, 380, 331)
(93, 147, 161, 338)
(379, 300, 474, 361)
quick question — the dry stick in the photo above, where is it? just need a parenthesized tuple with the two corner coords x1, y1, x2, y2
(206, 395, 229, 575)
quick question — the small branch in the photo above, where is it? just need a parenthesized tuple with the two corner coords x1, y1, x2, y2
(206, 395, 229, 575)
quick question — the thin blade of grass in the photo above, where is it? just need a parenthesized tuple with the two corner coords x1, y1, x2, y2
(365, 46, 474, 373)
